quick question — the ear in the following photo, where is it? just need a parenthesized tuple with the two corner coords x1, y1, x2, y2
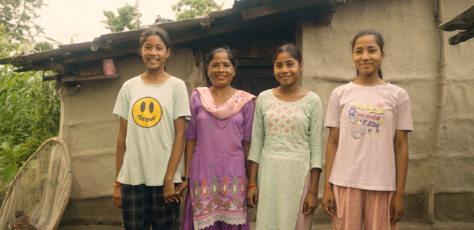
(299, 61, 304, 72)
(381, 51, 385, 62)
(166, 47, 171, 58)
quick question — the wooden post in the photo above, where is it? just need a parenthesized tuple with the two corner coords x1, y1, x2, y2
(43, 74, 61, 81)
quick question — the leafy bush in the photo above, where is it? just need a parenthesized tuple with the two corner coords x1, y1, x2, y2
(0, 65, 60, 196)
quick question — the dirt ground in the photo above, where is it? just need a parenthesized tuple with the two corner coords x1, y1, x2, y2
(57, 221, 474, 230)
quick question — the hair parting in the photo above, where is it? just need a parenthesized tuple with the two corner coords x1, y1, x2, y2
(272, 43, 302, 66)
(203, 46, 237, 78)
(138, 27, 171, 54)
(351, 30, 385, 79)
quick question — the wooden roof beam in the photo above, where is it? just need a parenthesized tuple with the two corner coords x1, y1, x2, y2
(63, 45, 138, 64)
(251, 0, 263, 7)
(209, 8, 242, 21)
(172, 5, 319, 45)
(242, 0, 325, 21)
(448, 27, 474, 45)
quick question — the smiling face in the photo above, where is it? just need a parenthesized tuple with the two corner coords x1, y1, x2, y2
(274, 51, 303, 86)
(207, 52, 235, 88)
(352, 35, 384, 77)
(140, 35, 170, 71)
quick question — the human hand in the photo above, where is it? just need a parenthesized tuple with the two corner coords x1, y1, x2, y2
(322, 189, 335, 217)
(303, 191, 319, 214)
(246, 187, 259, 208)
(175, 181, 189, 203)
(390, 194, 404, 225)
(112, 186, 122, 209)
(163, 180, 179, 204)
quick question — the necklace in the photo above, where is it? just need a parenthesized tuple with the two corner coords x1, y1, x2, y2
(277, 86, 302, 99)
(214, 116, 231, 129)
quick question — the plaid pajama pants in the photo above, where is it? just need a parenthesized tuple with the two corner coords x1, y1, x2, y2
(121, 184, 180, 230)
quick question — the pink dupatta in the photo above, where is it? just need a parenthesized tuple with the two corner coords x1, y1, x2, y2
(194, 87, 257, 120)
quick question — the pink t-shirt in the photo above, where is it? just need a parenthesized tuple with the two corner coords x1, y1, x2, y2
(325, 82, 414, 191)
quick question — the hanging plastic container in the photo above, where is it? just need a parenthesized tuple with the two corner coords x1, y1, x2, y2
(103, 59, 116, 75)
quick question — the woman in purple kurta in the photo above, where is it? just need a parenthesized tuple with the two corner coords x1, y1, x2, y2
(181, 47, 256, 230)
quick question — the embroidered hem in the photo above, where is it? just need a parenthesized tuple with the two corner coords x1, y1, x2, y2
(193, 212, 247, 230)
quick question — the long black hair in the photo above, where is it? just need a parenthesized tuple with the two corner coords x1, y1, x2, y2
(351, 30, 385, 79)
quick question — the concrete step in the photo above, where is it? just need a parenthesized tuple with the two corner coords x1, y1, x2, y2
(57, 221, 474, 230)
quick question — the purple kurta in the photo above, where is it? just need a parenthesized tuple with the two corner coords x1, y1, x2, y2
(182, 91, 254, 230)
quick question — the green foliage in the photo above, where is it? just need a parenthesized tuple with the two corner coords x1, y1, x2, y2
(0, 0, 47, 42)
(0, 24, 20, 58)
(102, 2, 142, 32)
(172, 0, 222, 20)
(33, 41, 53, 52)
(0, 64, 60, 197)
(0, 26, 60, 198)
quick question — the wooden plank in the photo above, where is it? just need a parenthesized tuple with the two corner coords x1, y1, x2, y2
(99, 29, 145, 42)
(100, 43, 116, 51)
(237, 58, 273, 66)
(14, 66, 39, 72)
(95, 17, 209, 44)
(62, 73, 119, 82)
(439, 4, 474, 31)
(172, 6, 313, 45)
(60, 42, 92, 52)
(22, 49, 64, 62)
(43, 74, 60, 81)
(251, 0, 263, 7)
(448, 27, 474, 45)
(159, 16, 210, 32)
(242, 0, 325, 21)
(201, 21, 211, 29)
(233, 0, 252, 9)
(13, 62, 53, 72)
(200, 38, 285, 58)
(63, 46, 137, 64)
(0, 57, 15, 64)
(209, 8, 242, 20)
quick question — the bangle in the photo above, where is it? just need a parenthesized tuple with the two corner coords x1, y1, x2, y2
(181, 177, 189, 182)
(308, 190, 317, 195)
(247, 183, 257, 188)
(114, 182, 121, 187)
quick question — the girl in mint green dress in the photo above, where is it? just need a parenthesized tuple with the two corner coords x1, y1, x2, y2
(246, 44, 324, 230)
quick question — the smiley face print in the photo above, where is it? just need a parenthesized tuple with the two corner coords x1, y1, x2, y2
(132, 97, 162, 128)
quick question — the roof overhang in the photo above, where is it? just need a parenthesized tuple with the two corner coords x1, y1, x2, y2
(0, 0, 350, 72)
(439, 4, 474, 45)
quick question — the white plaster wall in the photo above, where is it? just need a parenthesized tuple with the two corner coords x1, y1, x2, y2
(301, 0, 442, 196)
(302, 0, 474, 194)
(436, 1, 474, 194)
(59, 47, 199, 199)
(300, 0, 474, 221)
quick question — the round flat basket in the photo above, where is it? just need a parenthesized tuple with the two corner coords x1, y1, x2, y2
(0, 137, 72, 230)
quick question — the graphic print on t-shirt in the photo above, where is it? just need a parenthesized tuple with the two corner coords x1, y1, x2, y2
(348, 102, 386, 140)
(132, 97, 162, 128)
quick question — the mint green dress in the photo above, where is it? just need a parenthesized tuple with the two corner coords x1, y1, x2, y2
(248, 89, 324, 230)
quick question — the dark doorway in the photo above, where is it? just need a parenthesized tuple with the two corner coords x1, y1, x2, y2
(201, 38, 288, 96)
(206, 59, 280, 96)
(206, 58, 278, 96)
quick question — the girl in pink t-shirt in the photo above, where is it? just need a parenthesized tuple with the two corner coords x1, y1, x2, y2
(322, 30, 414, 230)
